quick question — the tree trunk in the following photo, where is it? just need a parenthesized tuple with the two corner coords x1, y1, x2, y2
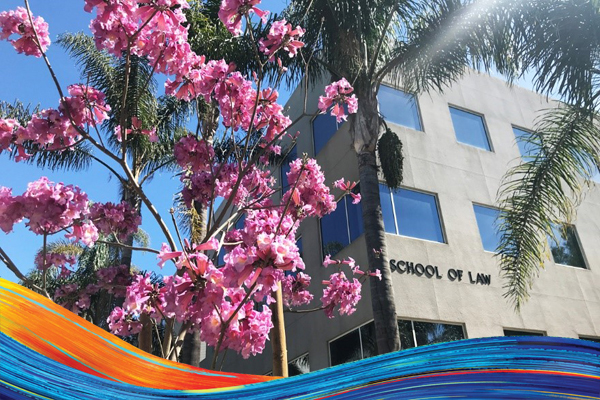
(179, 201, 207, 366)
(138, 313, 153, 354)
(351, 88, 401, 354)
(270, 282, 288, 377)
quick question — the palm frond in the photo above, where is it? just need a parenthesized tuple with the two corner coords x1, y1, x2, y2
(497, 106, 600, 309)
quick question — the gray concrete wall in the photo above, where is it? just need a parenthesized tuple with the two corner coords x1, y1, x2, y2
(204, 71, 600, 375)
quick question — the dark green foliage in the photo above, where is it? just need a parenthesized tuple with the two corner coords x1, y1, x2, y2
(497, 107, 600, 309)
(377, 128, 403, 189)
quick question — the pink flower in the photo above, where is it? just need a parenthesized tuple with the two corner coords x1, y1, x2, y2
(0, 187, 23, 233)
(258, 19, 305, 61)
(19, 177, 90, 236)
(0, 118, 18, 154)
(321, 271, 362, 319)
(157, 243, 183, 268)
(89, 201, 141, 241)
(318, 78, 359, 123)
(323, 254, 338, 267)
(60, 85, 110, 127)
(218, 0, 269, 36)
(66, 221, 99, 247)
(282, 272, 313, 307)
(0, 7, 51, 57)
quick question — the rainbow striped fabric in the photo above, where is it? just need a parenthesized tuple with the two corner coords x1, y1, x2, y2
(1, 278, 599, 399)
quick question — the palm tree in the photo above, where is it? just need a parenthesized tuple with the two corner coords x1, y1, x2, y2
(492, 0, 600, 309)
(285, 0, 514, 354)
(4, 31, 193, 354)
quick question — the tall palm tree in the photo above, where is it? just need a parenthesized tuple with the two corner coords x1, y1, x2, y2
(286, 0, 515, 354)
(492, 0, 600, 309)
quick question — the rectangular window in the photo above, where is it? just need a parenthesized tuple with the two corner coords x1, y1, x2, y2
(380, 184, 445, 243)
(330, 320, 464, 366)
(378, 85, 422, 131)
(504, 329, 545, 337)
(320, 188, 364, 256)
(549, 224, 587, 269)
(281, 145, 297, 192)
(449, 106, 492, 151)
(313, 113, 343, 155)
(473, 204, 501, 253)
(329, 321, 376, 366)
(513, 127, 539, 158)
(288, 353, 310, 376)
(398, 319, 465, 349)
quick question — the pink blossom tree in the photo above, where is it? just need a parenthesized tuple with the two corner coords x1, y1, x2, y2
(0, 0, 380, 376)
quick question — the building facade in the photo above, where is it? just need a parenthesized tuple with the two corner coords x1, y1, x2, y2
(204, 71, 600, 375)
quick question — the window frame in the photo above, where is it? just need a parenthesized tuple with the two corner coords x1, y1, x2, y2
(380, 183, 448, 244)
(548, 223, 589, 270)
(511, 125, 539, 159)
(288, 352, 310, 376)
(579, 336, 600, 343)
(398, 317, 467, 348)
(319, 185, 364, 259)
(503, 328, 546, 337)
(327, 320, 374, 367)
(472, 202, 502, 254)
(448, 104, 494, 152)
(377, 84, 424, 132)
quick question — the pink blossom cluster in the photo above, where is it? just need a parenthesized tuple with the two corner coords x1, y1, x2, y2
(282, 158, 337, 219)
(259, 19, 305, 61)
(180, 162, 275, 209)
(0, 177, 102, 247)
(89, 201, 141, 241)
(35, 252, 77, 277)
(218, 0, 269, 36)
(174, 136, 215, 171)
(85, 0, 192, 78)
(0, 85, 110, 161)
(60, 84, 110, 127)
(318, 78, 359, 123)
(0, 7, 50, 57)
(320, 255, 381, 318)
(54, 283, 92, 314)
(321, 271, 362, 318)
(0, 177, 89, 235)
(107, 273, 160, 335)
(282, 272, 313, 307)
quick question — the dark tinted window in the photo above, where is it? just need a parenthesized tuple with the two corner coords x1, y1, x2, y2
(330, 327, 362, 366)
(288, 354, 310, 376)
(399, 319, 464, 348)
(504, 329, 545, 337)
(449, 107, 491, 151)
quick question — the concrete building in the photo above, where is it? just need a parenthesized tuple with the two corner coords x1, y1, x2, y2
(205, 71, 600, 375)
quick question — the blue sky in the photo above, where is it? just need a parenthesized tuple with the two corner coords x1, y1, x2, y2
(0, 0, 290, 282)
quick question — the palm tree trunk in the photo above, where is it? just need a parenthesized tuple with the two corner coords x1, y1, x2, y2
(351, 88, 401, 354)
